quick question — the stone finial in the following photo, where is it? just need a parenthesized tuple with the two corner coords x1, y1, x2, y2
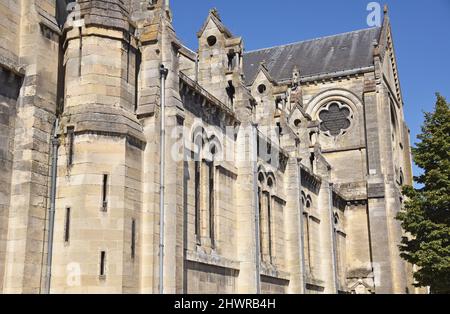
(383, 4, 389, 14)
(210, 8, 221, 21)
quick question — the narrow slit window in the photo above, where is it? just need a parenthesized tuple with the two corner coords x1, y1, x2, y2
(100, 251, 106, 277)
(102, 174, 108, 211)
(78, 28, 82, 77)
(64, 207, 71, 243)
(134, 49, 142, 112)
(227, 51, 235, 71)
(226, 81, 235, 108)
(67, 126, 75, 166)
(131, 219, 136, 259)
(126, 39, 131, 83)
(310, 153, 315, 173)
(208, 161, 215, 246)
(303, 212, 311, 274)
(304, 199, 312, 274)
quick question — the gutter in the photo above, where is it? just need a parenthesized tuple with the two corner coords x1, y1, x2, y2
(45, 118, 60, 294)
(159, 64, 169, 294)
(252, 124, 261, 294)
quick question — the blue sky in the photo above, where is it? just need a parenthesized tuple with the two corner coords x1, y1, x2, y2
(171, 0, 450, 181)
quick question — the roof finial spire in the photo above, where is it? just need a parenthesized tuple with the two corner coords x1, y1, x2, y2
(210, 8, 221, 21)
(383, 4, 389, 14)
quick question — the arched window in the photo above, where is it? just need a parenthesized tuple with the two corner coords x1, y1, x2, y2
(390, 102, 398, 145)
(257, 170, 276, 263)
(258, 172, 265, 184)
(399, 168, 404, 186)
(192, 131, 222, 248)
(303, 195, 313, 276)
(192, 126, 206, 160)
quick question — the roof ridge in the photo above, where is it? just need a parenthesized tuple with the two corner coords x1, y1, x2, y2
(244, 27, 380, 54)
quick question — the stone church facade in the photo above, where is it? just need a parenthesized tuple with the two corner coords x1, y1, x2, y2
(0, 0, 419, 294)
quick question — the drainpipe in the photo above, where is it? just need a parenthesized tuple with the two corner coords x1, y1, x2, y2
(159, 64, 169, 294)
(252, 124, 261, 294)
(45, 118, 60, 294)
(328, 182, 339, 293)
(297, 160, 307, 294)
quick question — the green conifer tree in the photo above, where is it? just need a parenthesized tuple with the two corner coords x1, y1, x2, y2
(397, 93, 450, 294)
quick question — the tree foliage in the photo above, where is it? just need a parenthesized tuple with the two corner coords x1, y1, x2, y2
(397, 93, 450, 294)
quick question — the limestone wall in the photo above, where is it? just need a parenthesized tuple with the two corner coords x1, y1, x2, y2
(51, 134, 143, 293)
(185, 261, 238, 294)
(181, 88, 240, 293)
(0, 0, 21, 64)
(0, 66, 22, 294)
(2, 0, 60, 293)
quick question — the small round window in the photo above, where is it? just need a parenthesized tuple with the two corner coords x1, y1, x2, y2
(318, 101, 353, 137)
(207, 36, 217, 47)
(257, 84, 267, 94)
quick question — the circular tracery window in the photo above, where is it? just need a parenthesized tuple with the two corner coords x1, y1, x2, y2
(318, 101, 353, 137)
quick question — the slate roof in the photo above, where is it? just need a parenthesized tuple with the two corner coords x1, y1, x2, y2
(243, 27, 381, 85)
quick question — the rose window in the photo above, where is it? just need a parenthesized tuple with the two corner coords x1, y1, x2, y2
(318, 101, 353, 137)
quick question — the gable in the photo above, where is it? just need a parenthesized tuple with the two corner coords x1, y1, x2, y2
(378, 21, 404, 106)
(197, 10, 233, 39)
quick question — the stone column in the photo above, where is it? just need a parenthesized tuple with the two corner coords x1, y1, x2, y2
(317, 181, 337, 294)
(284, 157, 305, 293)
(159, 17, 185, 293)
(235, 123, 259, 293)
(138, 32, 163, 295)
(363, 71, 393, 293)
(377, 84, 408, 294)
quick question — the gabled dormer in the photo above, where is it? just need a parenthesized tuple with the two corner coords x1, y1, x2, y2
(251, 63, 277, 99)
(197, 8, 233, 41)
(197, 9, 244, 107)
(287, 104, 314, 148)
(250, 63, 279, 127)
